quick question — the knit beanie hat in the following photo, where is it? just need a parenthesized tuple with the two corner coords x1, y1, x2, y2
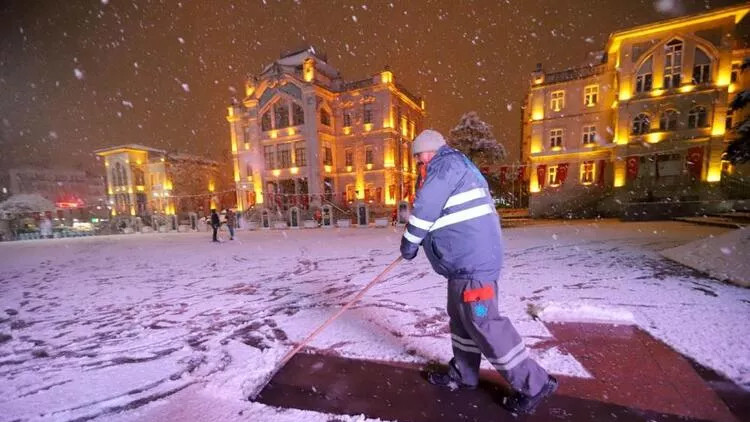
(411, 129, 446, 155)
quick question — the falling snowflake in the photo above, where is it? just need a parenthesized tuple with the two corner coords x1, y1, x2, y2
(101, 0, 109, 4)
(352, 15, 358, 22)
(48, 131, 58, 140)
(122, 100, 134, 108)
(552, 234, 558, 240)
(506, 103, 513, 112)
(585, 37, 594, 43)
(181, 83, 190, 92)
(178, 37, 185, 44)
(720, 247, 732, 255)
(73, 68, 84, 80)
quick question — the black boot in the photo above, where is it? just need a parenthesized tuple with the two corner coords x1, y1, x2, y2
(424, 359, 477, 391)
(502, 375, 558, 415)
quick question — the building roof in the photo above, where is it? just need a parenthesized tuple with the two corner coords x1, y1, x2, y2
(93, 144, 166, 155)
(606, 4, 750, 54)
(260, 46, 341, 80)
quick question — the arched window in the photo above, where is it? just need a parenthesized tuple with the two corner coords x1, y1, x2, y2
(292, 102, 304, 125)
(692, 48, 711, 84)
(659, 110, 679, 131)
(114, 162, 123, 186)
(261, 111, 272, 131)
(663, 39, 683, 89)
(133, 168, 145, 186)
(274, 102, 289, 129)
(632, 113, 651, 135)
(320, 109, 331, 126)
(688, 106, 708, 128)
(636, 56, 653, 93)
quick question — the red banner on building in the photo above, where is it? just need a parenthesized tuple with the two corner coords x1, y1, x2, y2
(626, 156, 639, 180)
(536, 164, 547, 189)
(555, 163, 568, 185)
(686, 146, 704, 179)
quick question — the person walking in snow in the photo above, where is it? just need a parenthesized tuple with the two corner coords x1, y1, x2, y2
(225, 209, 236, 240)
(210, 209, 220, 242)
(400, 129, 557, 415)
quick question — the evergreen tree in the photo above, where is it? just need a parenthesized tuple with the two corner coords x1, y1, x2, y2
(725, 59, 750, 164)
(448, 112, 506, 195)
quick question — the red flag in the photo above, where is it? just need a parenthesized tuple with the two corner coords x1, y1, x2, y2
(555, 163, 568, 185)
(686, 146, 704, 179)
(597, 160, 607, 186)
(626, 156, 639, 180)
(536, 164, 547, 189)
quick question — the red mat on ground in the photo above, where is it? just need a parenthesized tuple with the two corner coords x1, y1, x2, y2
(255, 322, 748, 422)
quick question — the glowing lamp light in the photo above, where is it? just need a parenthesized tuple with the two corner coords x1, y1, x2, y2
(531, 110, 544, 121)
(530, 146, 542, 154)
(364, 123, 373, 132)
(130, 206, 136, 216)
(650, 89, 665, 97)
(324, 165, 332, 173)
(679, 84, 695, 93)
(270, 130, 278, 139)
(127, 187, 133, 194)
(160, 157, 165, 162)
(104, 161, 110, 167)
(728, 84, 736, 94)
(647, 132, 662, 143)
(272, 169, 281, 177)
(712, 125, 726, 136)
(208, 182, 215, 192)
(244, 142, 250, 150)
(343, 127, 351, 135)
(717, 70, 731, 87)
(619, 90, 632, 101)
(290, 167, 299, 175)
(611, 100, 619, 109)
(366, 163, 373, 170)
(420, 99, 426, 110)
(227, 106, 234, 117)
(381, 71, 393, 84)
(346, 165, 353, 172)
(136, 185, 145, 192)
(288, 128, 295, 136)
(108, 188, 113, 195)
(706, 168, 722, 182)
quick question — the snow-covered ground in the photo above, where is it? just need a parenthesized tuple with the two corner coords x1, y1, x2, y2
(0, 220, 748, 422)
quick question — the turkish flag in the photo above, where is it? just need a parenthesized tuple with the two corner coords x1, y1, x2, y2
(626, 156, 639, 180)
(556, 163, 568, 184)
(686, 146, 704, 178)
(537, 164, 547, 189)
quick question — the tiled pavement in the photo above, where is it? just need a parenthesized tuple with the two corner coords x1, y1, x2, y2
(256, 323, 749, 422)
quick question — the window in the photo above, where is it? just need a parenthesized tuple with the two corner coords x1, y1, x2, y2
(580, 161, 595, 184)
(323, 145, 333, 166)
(294, 142, 306, 166)
(550, 90, 565, 111)
(663, 40, 683, 89)
(277, 143, 291, 168)
(584, 85, 598, 107)
(274, 102, 289, 128)
(133, 168, 145, 185)
(346, 184, 356, 202)
(343, 111, 352, 127)
(692, 48, 711, 85)
(688, 106, 708, 128)
(582, 125, 597, 145)
(246, 163, 253, 179)
(320, 109, 331, 126)
(365, 147, 374, 165)
(363, 104, 373, 124)
(549, 129, 563, 148)
(731, 62, 740, 83)
(547, 165, 557, 186)
(264, 145, 275, 169)
(632, 113, 650, 135)
(292, 103, 304, 125)
(659, 110, 678, 131)
(636, 56, 653, 93)
(345, 149, 354, 167)
(726, 111, 733, 131)
(261, 111, 272, 131)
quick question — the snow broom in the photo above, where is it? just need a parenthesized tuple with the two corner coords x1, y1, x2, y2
(248, 255, 403, 400)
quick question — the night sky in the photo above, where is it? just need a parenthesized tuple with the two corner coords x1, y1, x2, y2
(1, 0, 747, 173)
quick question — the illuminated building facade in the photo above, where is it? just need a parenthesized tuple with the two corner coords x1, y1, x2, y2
(3, 167, 106, 215)
(522, 5, 749, 217)
(95, 144, 228, 217)
(227, 47, 425, 212)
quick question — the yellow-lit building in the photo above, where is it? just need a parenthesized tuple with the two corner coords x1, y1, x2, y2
(522, 5, 749, 217)
(227, 47, 425, 212)
(94, 144, 229, 218)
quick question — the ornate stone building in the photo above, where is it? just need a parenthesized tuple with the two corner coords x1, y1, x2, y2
(522, 5, 749, 217)
(95, 145, 230, 217)
(226, 47, 425, 212)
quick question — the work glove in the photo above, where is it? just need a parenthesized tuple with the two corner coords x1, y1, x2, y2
(400, 236, 419, 260)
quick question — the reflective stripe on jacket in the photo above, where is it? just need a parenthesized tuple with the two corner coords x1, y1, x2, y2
(400, 145, 503, 281)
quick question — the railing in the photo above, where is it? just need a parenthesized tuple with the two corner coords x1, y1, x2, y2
(544, 64, 606, 85)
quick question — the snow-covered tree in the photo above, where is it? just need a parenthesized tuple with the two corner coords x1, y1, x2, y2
(448, 111, 506, 169)
(725, 59, 750, 164)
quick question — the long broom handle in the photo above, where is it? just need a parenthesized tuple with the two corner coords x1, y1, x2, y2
(276, 255, 403, 368)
